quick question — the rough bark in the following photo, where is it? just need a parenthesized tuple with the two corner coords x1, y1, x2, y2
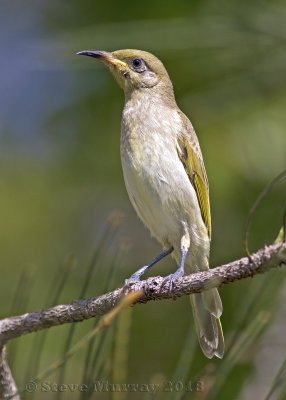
(0, 242, 285, 347)
(0, 346, 20, 400)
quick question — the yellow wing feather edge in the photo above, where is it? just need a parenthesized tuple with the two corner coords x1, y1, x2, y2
(177, 135, 211, 239)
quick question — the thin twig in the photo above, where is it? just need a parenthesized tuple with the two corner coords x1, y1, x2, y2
(243, 169, 286, 257)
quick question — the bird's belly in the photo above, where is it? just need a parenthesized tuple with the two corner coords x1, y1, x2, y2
(121, 139, 208, 263)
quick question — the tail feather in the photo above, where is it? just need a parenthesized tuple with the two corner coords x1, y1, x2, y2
(190, 290, 224, 359)
(202, 288, 223, 318)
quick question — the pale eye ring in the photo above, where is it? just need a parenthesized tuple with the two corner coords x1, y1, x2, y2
(132, 58, 142, 68)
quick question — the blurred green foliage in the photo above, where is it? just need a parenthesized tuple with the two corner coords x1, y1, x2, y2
(0, 0, 286, 398)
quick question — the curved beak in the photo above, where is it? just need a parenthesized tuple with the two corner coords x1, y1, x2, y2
(76, 50, 127, 68)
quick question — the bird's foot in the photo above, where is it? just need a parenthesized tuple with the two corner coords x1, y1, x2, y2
(122, 247, 174, 293)
(123, 266, 147, 292)
(161, 267, 184, 292)
(124, 273, 142, 286)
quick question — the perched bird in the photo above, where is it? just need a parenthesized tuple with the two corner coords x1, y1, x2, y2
(77, 49, 224, 359)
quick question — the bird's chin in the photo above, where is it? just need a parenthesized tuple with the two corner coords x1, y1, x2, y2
(108, 66, 127, 91)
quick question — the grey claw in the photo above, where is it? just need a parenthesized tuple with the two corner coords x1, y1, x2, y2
(161, 269, 184, 292)
(124, 275, 141, 286)
(123, 274, 143, 294)
(161, 274, 173, 291)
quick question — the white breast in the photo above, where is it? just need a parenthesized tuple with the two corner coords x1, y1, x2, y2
(120, 91, 210, 271)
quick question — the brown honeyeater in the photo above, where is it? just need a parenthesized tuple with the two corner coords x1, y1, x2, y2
(77, 49, 224, 359)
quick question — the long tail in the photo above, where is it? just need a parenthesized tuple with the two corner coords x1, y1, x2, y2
(190, 288, 224, 358)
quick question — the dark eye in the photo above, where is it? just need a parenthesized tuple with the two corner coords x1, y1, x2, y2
(132, 58, 142, 68)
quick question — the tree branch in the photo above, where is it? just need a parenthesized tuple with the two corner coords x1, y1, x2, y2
(0, 346, 20, 400)
(0, 242, 285, 347)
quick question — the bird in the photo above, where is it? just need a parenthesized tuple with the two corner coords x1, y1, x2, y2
(77, 49, 224, 359)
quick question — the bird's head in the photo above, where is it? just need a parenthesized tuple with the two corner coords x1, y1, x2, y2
(77, 49, 174, 98)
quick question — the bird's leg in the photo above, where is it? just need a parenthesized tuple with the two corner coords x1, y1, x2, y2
(162, 232, 190, 291)
(124, 247, 173, 286)
(162, 247, 188, 291)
